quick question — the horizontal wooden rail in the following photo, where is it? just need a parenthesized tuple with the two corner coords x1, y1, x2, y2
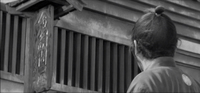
(51, 83, 99, 93)
(0, 71, 24, 83)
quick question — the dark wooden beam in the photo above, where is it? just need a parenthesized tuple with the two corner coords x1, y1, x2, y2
(54, 5, 75, 20)
(0, 2, 30, 17)
(16, 0, 43, 11)
(45, 0, 70, 6)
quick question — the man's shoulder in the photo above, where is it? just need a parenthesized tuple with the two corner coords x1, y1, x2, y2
(134, 71, 152, 81)
(134, 69, 159, 82)
(127, 69, 171, 92)
(127, 71, 154, 92)
(135, 67, 178, 83)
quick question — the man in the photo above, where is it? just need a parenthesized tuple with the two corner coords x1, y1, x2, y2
(127, 6, 200, 93)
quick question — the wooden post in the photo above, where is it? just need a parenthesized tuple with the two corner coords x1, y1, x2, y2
(24, 5, 54, 92)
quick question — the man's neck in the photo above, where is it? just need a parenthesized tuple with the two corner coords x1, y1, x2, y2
(140, 57, 175, 71)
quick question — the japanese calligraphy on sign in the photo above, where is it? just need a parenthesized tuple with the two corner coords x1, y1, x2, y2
(32, 6, 52, 92)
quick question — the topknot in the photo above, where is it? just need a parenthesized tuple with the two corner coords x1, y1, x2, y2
(155, 6, 165, 15)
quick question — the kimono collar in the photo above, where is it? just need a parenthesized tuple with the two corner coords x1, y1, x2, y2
(144, 57, 176, 71)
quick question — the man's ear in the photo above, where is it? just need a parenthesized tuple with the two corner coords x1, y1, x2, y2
(134, 40, 138, 55)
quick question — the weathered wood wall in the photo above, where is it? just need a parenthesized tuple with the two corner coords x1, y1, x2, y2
(1, 0, 200, 93)
(56, 0, 200, 88)
(0, 7, 26, 93)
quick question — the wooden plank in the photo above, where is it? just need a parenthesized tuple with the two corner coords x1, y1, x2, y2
(86, 0, 200, 29)
(1, 79, 24, 92)
(24, 18, 33, 92)
(51, 83, 99, 93)
(84, 0, 141, 23)
(178, 38, 200, 55)
(175, 52, 200, 68)
(118, 45, 125, 92)
(108, 0, 200, 21)
(166, 0, 200, 12)
(60, 29, 66, 84)
(176, 49, 200, 60)
(112, 43, 118, 92)
(3, 13, 11, 72)
(47, 5, 55, 89)
(67, 31, 74, 86)
(136, 0, 200, 20)
(82, 35, 89, 89)
(82, 0, 200, 40)
(175, 23, 200, 41)
(105, 41, 110, 92)
(52, 27, 58, 84)
(0, 11, 4, 70)
(0, 71, 24, 84)
(12, 16, 19, 74)
(75, 34, 81, 87)
(0, 2, 6, 11)
(0, 3, 23, 16)
(19, 18, 26, 75)
(90, 37, 96, 90)
(125, 46, 132, 91)
(97, 39, 103, 92)
(56, 9, 134, 46)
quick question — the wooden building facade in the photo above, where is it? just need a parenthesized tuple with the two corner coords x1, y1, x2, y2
(0, 0, 200, 92)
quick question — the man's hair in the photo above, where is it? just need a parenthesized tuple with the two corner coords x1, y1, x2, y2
(131, 6, 178, 59)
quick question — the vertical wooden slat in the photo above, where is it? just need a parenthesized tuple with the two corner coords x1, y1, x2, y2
(97, 39, 103, 92)
(75, 34, 81, 87)
(90, 37, 96, 90)
(12, 16, 19, 74)
(105, 42, 110, 92)
(68, 31, 74, 86)
(46, 5, 54, 88)
(125, 47, 132, 91)
(112, 43, 118, 92)
(3, 13, 11, 72)
(119, 45, 125, 92)
(0, 11, 3, 70)
(19, 18, 26, 75)
(24, 18, 33, 92)
(52, 27, 58, 84)
(60, 29, 66, 84)
(83, 35, 89, 89)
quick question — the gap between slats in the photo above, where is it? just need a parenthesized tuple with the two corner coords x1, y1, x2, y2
(3, 13, 11, 72)
(19, 18, 26, 75)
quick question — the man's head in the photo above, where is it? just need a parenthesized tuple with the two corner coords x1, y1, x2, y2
(131, 6, 178, 63)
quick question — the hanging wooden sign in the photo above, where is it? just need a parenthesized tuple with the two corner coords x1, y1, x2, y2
(32, 5, 54, 92)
